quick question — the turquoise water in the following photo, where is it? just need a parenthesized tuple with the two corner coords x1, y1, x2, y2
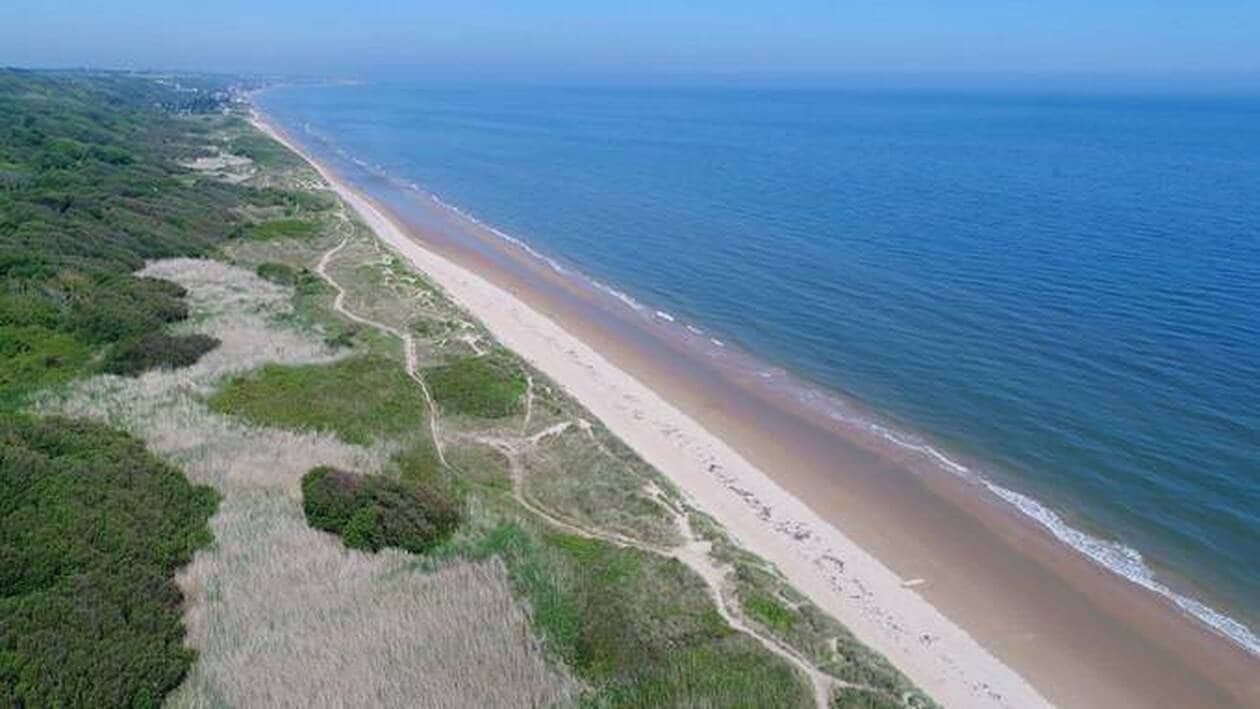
(259, 84, 1260, 650)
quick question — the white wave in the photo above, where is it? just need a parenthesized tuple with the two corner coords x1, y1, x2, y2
(279, 127, 1260, 655)
(425, 193, 570, 275)
(591, 281, 644, 311)
(800, 391, 1260, 656)
(686, 325, 704, 335)
(984, 482, 1260, 656)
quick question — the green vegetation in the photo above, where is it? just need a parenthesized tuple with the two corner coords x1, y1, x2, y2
(742, 589, 799, 634)
(0, 70, 325, 395)
(209, 357, 427, 444)
(242, 218, 319, 241)
(0, 325, 94, 405)
(455, 522, 811, 707)
(241, 184, 338, 213)
(0, 416, 218, 707)
(225, 131, 302, 168)
(255, 261, 297, 285)
(425, 351, 526, 418)
(833, 687, 905, 709)
(302, 466, 460, 553)
(104, 332, 220, 376)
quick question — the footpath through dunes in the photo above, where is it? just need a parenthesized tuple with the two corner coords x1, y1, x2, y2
(310, 231, 837, 707)
(295, 195, 933, 707)
(252, 109, 1049, 708)
(37, 257, 579, 707)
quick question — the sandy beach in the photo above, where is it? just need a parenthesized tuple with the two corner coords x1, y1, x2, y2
(251, 108, 1259, 708)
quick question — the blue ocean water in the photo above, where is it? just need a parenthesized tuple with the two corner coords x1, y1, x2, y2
(258, 84, 1260, 649)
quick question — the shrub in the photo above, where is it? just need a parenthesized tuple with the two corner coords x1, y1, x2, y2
(255, 261, 296, 285)
(0, 416, 218, 707)
(301, 466, 460, 553)
(424, 352, 525, 418)
(104, 332, 220, 376)
(0, 325, 93, 403)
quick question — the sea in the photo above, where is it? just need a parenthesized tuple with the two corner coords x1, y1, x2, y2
(257, 83, 1260, 653)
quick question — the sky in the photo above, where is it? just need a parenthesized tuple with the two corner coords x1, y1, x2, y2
(3, 1, 1258, 85)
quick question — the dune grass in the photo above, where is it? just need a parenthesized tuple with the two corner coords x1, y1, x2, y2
(425, 351, 526, 418)
(447, 518, 812, 707)
(209, 356, 427, 445)
(242, 217, 321, 241)
(742, 589, 799, 634)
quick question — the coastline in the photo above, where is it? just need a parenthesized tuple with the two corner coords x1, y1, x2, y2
(249, 106, 1259, 707)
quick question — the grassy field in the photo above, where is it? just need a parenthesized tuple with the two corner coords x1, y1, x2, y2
(425, 351, 526, 418)
(209, 356, 428, 445)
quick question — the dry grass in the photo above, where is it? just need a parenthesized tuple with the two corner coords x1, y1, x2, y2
(520, 424, 682, 547)
(35, 257, 580, 707)
(169, 494, 573, 708)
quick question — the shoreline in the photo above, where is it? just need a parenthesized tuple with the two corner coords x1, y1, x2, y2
(249, 106, 1258, 707)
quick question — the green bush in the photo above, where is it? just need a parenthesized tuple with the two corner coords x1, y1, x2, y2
(424, 352, 525, 418)
(0, 415, 218, 707)
(0, 324, 93, 404)
(255, 261, 296, 285)
(104, 332, 220, 376)
(301, 466, 460, 553)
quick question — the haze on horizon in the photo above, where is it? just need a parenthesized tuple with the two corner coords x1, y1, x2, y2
(4, 0, 1259, 88)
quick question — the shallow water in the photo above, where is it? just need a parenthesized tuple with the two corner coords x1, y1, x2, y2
(259, 84, 1260, 650)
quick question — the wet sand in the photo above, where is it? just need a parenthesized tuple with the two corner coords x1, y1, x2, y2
(252, 108, 1258, 708)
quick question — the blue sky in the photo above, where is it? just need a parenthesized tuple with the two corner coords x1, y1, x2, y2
(3, 1, 1258, 83)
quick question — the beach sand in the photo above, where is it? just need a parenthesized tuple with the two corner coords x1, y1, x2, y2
(251, 109, 1258, 708)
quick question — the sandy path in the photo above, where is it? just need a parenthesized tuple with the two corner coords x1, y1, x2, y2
(315, 229, 450, 468)
(253, 111, 1050, 709)
(480, 431, 839, 708)
(316, 222, 837, 706)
